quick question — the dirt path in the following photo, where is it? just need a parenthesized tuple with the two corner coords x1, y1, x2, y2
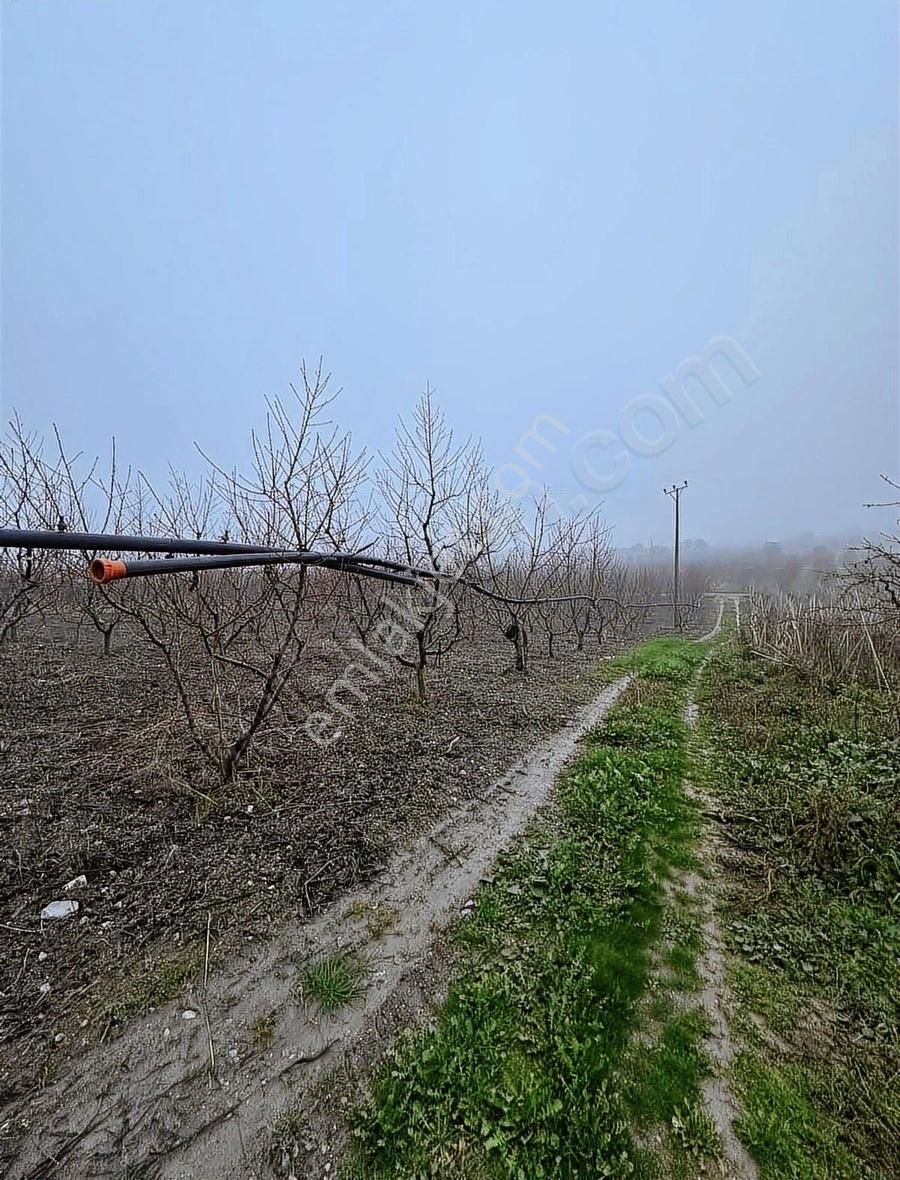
(684, 603, 757, 1179)
(693, 889, 758, 1179)
(682, 773, 757, 1174)
(3, 677, 630, 1179)
(699, 593, 727, 642)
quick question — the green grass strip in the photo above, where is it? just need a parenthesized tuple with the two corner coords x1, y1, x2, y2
(695, 641, 900, 1180)
(345, 638, 709, 1180)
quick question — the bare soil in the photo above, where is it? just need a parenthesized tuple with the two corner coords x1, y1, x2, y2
(0, 616, 644, 1115)
(0, 651, 629, 1178)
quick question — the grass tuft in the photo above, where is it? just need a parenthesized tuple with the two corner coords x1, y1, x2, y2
(296, 952, 369, 1012)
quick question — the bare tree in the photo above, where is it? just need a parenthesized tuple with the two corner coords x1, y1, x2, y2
(377, 388, 496, 701)
(566, 516, 614, 652)
(109, 364, 367, 783)
(533, 512, 610, 659)
(479, 491, 563, 672)
(845, 475, 900, 612)
(0, 417, 64, 644)
(43, 429, 140, 655)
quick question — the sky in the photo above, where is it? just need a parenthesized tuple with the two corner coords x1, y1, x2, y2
(2, 0, 897, 546)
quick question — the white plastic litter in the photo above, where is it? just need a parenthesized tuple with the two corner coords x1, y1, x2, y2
(40, 900, 79, 921)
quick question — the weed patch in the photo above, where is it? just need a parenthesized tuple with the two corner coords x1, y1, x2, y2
(94, 953, 197, 1027)
(697, 642, 900, 1177)
(733, 1053, 862, 1180)
(268, 1102, 309, 1177)
(250, 1011, 277, 1048)
(297, 953, 370, 1013)
(345, 638, 712, 1178)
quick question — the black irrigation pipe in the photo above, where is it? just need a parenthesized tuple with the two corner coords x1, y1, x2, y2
(0, 526, 462, 586)
(87, 552, 418, 587)
(0, 528, 424, 587)
(0, 527, 434, 582)
(0, 526, 282, 558)
(0, 526, 701, 612)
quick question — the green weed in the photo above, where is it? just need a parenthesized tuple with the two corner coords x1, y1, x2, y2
(697, 642, 900, 1177)
(346, 638, 713, 1179)
(297, 952, 369, 1012)
(733, 1053, 863, 1180)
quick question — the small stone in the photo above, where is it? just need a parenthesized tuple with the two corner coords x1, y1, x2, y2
(182, 1009, 198, 1021)
(37, 951, 48, 962)
(39, 982, 51, 995)
(64, 875, 87, 892)
(40, 900, 78, 921)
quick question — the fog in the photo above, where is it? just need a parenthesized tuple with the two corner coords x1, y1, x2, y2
(2, 1, 896, 548)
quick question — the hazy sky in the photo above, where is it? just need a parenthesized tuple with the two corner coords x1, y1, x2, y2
(2, 1, 897, 545)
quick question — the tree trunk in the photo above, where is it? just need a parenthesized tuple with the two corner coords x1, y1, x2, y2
(514, 627, 528, 673)
(415, 632, 427, 702)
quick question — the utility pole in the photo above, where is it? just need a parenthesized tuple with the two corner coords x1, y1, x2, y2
(664, 481, 688, 630)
